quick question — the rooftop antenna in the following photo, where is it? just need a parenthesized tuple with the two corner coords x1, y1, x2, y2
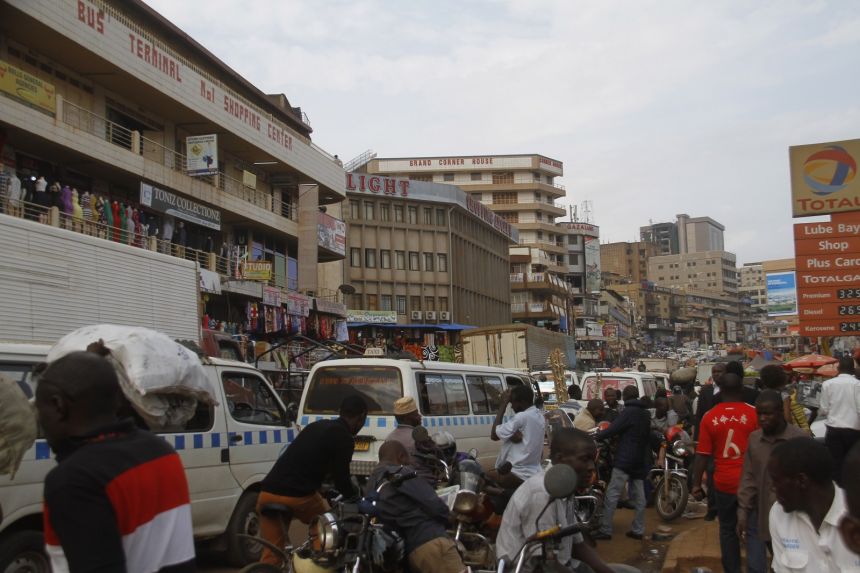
(571, 205, 578, 222)
(582, 200, 593, 224)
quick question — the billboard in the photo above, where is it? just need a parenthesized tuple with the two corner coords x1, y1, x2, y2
(0, 59, 56, 114)
(140, 182, 221, 230)
(766, 271, 798, 317)
(186, 134, 219, 176)
(584, 236, 602, 293)
(790, 138, 860, 217)
(318, 212, 346, 256)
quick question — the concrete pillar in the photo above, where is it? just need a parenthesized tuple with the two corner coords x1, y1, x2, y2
(131, 130, 141, 155)
(297, 183, 319, 295)
(48, 207, 60, 227)
(54, 94, 64, 125)
(207, 253, 217, 272)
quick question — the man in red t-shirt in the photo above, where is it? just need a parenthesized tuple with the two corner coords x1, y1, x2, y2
(691, 373, 758, 573)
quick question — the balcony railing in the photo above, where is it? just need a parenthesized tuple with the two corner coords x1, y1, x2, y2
(61, 100, 297, 222)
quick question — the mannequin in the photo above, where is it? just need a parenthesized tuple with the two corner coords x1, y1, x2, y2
(34, 176, 48, 212)
(60, 185, 73, 214)
(97, 197, 108, 239)
(118, 202, 128, 243)
(110, 201, 120, 242)
(161, 214, 175, 254)
(71, 189, 83, 232)
(5, 170, 22, 217)
(80, 191, 92, 235)
(128, 208, 138, 246)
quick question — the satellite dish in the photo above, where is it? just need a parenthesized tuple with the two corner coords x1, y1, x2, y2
(338, 284, 356, 295)
(543, 464, 578, 500)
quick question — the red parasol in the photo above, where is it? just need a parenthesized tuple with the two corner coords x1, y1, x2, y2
(783, 354, 838, 369)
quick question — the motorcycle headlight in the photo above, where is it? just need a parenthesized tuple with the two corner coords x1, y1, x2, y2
(309, 512, 340, 557)
(452, 490, 480, 515)
(672, 439, 693, 457)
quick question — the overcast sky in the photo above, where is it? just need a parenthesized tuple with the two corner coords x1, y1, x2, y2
(146, 0, 860, 265)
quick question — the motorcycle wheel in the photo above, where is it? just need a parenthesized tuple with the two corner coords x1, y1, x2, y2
(654, 475, 688, 522)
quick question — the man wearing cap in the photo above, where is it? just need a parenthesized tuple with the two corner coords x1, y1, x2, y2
(386, 397, 424, 462)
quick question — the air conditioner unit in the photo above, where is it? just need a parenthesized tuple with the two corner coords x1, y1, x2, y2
(425, 311, 437, 320)
(439, 311, 451, 321)
(411, 311, 423, 320)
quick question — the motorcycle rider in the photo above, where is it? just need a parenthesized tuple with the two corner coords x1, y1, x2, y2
(496, 428, 619, 573)
(489, 384, 545, 489)
(257, 396, 367, 565)
(574, 399, 605, 432)
(367, 441, 466, 573)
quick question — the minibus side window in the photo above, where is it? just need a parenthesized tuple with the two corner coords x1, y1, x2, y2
(417, 373, 470, 416)
(466, 375, 503, 413)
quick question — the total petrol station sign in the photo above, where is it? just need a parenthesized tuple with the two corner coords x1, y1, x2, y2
(790, 138, 860, 217)
(793, 211, 860, 336)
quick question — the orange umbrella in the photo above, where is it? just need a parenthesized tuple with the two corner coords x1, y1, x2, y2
(784, 354, 838, 369)
(816, 362, 839, 378)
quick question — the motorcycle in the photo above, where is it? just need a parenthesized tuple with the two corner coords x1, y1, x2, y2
(239, 472, 412, 573)
(649, 425, 695, 521)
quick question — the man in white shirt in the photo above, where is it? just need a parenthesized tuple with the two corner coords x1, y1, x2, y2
(818, 357, 860, 484)
(841, 443, 860, 556)
(496, 428, 616, 573)
(768, 436, 860, 572)
(490, 384, 546, 489)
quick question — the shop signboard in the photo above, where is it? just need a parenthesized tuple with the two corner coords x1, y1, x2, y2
(765, 272, 798, 317)
(347, 310, 397, 324)
(315, 298, 348, 317)
(0, 59, 56, 114)
(199, 268, 221, 294)
(790, 138, 860, 217)
(186, 134, 218, 176)
(318, 212, 346, 256)
(241, 261, 272, 281)
(262, 286, 281, 307)
(286, 292, 311, 317)
(140, 182, 221, 230)
(602, 324, 617, 338)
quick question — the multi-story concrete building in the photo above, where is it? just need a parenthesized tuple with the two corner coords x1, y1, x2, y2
(648, 251, 739, 296)
(641, 214, 725, 255)
(600, 241, 659, 284)
(365, 154, 572, 331)
(0, 0, 347, 339)
(640, 221, 678, 255)
(343, 173, 514, 329)
(558, 222, 601, 327)
(739, 262, 767, 310)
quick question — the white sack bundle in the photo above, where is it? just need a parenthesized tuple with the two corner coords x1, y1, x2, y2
(0, 376, 37, 479)
(47, 325, 217, 430)
(670, 366, 697, 385)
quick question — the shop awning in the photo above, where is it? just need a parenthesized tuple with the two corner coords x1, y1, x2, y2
(347, 323, 476, 331)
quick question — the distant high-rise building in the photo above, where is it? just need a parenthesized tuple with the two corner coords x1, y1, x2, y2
(641, 214, 725, 255)
(600, 241, 660, 285)
(648, 250, 738, 296)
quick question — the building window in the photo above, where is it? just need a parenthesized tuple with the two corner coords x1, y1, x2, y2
(533, 172, 541, 181)
(411, 296, 421, 311)
(439, 296, 449, 312)
(546, 176, 553, 184)
(425, 297, 435, 312)
(380, 250, 391, 269)
(410, 174, 432, 182)
(366, 294, 378, 310)
(364, 202, 375, 220)
(436, 209, 446, 226)
(437, 254, 448, 272)
(492, 192, 517, 205)
(569, 254, 579, 265)
(424, 253, 434, 271)
(423, 208, 433, 225)
(380, 204, 390, 221)
(492, 172, 514, 185)
(395, 251, 406, 269)
(349, 200, 360, 219)
(536, 212, 543, 221)
(380, 295, 393, 311)
(409, 252, 420, 270)
(350, 248, 361, 267)
(443, 173, 455, 182)
(568, 235, 578, 246)
(396, 295, 407, 314)
(537, 231, 543, 240)
(470, 172, 482, 181)
(394, 205, 404, 222)
(364, 249, 376, 268)
(408, 206, 418, 224)
(499, 212, 518, 223)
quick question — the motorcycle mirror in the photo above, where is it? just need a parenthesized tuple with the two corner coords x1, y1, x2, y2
(412, 426, 430, 443)
(543, 464, 578, 500)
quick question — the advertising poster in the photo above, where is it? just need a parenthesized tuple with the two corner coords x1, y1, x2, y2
(242, 261, 273, 281)
(766, 271, 798, 316)
(584, 236, 602, 293)
(318, 212, 346, 256)
(186, 134, 219, 175)
(0, 59, 56, 114)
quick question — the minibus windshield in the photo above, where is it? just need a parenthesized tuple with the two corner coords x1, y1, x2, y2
(304, 365, 403, 415)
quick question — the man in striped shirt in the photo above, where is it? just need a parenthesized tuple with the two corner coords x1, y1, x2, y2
(35, 351, 195, 573)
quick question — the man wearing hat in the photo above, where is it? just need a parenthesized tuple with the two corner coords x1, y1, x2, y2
(386, 396, 424, 464)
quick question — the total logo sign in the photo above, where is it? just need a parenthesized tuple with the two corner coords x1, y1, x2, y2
(793, 211, 860, 336)
(790, 138, 860, 217)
